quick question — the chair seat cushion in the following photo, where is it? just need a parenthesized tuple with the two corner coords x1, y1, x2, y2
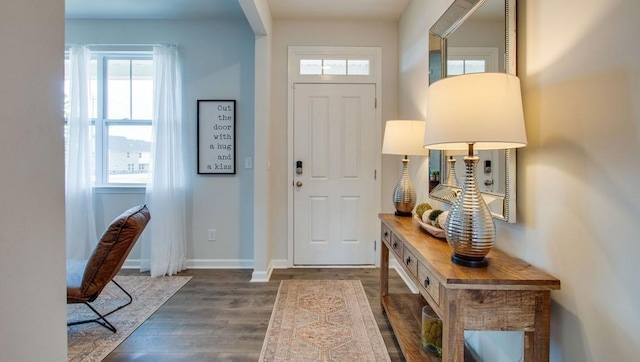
(67, 259, 88, 302)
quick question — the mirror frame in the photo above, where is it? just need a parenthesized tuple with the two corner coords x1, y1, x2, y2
(428, 0, 518, 222)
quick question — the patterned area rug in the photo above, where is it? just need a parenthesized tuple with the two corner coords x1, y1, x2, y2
(260, 280, 391, 361)
(67, 275, 191, 362)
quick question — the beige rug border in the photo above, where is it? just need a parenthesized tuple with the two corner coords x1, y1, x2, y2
(67, 275, 192, 361)
(259, 279, 391, 362)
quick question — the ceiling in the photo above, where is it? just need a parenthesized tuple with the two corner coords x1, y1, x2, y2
(65, 0, 410, 21)
(65, 0, 246, 20)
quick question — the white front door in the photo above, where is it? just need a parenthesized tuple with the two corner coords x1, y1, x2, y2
(293, 83, 377, 265)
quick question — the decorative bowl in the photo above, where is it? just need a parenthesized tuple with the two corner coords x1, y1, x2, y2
(413, 213, 446, 239)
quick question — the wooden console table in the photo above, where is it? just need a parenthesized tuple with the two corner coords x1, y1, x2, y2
(379, 214, 560, 361)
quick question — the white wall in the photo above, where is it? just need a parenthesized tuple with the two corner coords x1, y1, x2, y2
(66, 19, 256, 267)
(0, 0, 68, 360)
(269, 19, 400, 261)
(398, 0, 451, 207)
(399, 0, 640, 360)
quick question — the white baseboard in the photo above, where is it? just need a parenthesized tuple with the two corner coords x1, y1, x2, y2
(122, 257, 418, 294)
(390, 259, 419, 294)
(122, 259, 144, 269)
(251, 259, 287, 282)
(121, 258, 253, 270)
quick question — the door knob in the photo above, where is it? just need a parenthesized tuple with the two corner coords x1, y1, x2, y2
(296, 181, 303, 187)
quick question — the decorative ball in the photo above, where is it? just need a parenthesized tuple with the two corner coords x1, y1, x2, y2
(428, 210, 443, 226)
(422, 209, 434, 223)
(415, 203, 433, 218)
(436, 211, 449, 229)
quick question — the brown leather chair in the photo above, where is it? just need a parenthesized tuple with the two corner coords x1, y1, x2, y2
(67, 204, 150, 332)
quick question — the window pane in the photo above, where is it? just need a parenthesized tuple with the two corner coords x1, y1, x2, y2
(64, 59, 70, 119)
(347, 60, 370, 75)
(464, 60, 486, 74)
(107, 59, 131, 119)
(300, 59, 322, 75)
(63, 124, 96, 183)
(132, 59, 153, 119)
(107, 124, 152, 184)
(323, 59, 346, 75)
(64, 59, 98, 119)
(447, 60, 464, 76)
(89, 60, 98, 119)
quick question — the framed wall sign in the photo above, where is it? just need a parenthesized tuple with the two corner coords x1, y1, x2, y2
(197, 100, 236, 174)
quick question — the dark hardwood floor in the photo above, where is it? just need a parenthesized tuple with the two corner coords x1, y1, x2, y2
(106, 268, 410, 361)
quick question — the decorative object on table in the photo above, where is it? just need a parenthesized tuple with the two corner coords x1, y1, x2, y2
(197, 99, 236, 174)
(414, 213, 446, 239)
(421, 305, 443, 356)
(382, 120, 430, 216)
(259, 280, 391, 362)
(414, 202, 432, 218)
(445, 155, 458, 186)
(423, 73, 527, 267)
(443, 149, 467, 187)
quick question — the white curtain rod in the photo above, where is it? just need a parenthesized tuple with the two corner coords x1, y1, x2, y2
(65, 43, 179, 50)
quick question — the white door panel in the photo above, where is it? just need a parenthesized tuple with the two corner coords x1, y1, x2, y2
(293, 83, 376, 265)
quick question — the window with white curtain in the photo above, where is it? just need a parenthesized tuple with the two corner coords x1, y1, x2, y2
(64, 52, 153, 186)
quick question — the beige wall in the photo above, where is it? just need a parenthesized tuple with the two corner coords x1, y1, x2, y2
(0, 0, 68, 360)
(270, 20, 400, 260)
(400, 0, 640, 360)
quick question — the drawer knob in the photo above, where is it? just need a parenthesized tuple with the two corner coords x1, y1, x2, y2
(392, 241, 398, 249)
(405, 256, 411, 266)
(424, 277, 430, 288)
(384, 231, 389, 238)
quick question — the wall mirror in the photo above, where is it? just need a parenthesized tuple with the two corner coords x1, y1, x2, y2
(428, 0, 518, 222)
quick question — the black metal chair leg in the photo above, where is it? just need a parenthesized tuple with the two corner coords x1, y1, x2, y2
(67, 279, 133, 333)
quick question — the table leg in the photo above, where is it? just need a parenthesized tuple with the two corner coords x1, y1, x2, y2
(524, 292, 551, 361)
(380, 242, 389, 308)
(442, 289, 466, 361)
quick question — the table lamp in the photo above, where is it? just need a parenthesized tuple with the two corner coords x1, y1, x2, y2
(443, 150, 468, 187)
(423, 73, 527, 267)
(382, 120, 430, 216)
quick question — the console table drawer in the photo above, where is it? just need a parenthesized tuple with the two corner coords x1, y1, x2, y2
(403, 247, 418, 278)
(381, 224, 391, 245)
(418, 261, 441, 306)
(390, 234, 403, 259)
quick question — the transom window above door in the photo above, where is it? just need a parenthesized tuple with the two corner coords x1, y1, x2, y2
(299, 59, 370, 76)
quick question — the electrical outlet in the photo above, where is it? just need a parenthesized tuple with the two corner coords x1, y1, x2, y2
(207, 229, 216, 241)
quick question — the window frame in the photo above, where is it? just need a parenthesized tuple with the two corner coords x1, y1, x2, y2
(446, 46, 499, 75)
(64, 50, 153, 189)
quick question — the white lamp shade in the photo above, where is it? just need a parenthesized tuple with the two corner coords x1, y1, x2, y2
(423, 73, 527, 150)
(382, 120, 430, 156)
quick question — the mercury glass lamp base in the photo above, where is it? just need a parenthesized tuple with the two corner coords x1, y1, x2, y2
(451, 253, 488, 268)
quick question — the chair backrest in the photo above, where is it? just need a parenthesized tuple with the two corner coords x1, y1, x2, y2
(81, 204, 150, 301)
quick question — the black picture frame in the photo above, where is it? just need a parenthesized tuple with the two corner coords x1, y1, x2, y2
(197, 100, 236, 174)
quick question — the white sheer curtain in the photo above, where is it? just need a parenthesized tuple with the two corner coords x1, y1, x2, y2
(142, 45, 187, 277)
(66, 46, 98, 260)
